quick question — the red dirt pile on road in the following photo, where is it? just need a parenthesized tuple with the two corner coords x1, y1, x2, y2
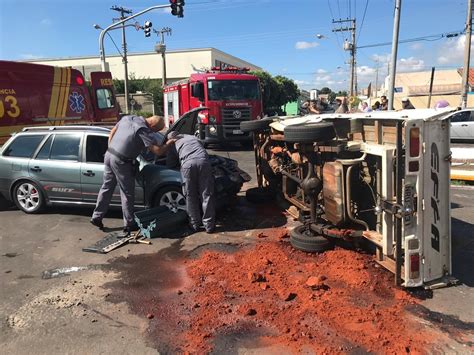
(171, 228, 434, 353)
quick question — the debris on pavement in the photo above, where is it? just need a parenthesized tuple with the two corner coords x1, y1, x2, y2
(105, 227, 464, 354)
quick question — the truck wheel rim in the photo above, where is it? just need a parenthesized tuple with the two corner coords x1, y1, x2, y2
(17, 183, 40, 211)
(160, 191, 186, 213)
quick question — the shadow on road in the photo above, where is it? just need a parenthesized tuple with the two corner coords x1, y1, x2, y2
(451, 217, 474, 287)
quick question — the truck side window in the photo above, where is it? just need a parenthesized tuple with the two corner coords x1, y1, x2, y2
(49, 134, 81, 161)
(96, 88, 115, 109)
(86, 135, 108, 163)
(3, 135, 45, 158)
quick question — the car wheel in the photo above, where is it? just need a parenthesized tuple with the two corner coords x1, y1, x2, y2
(284, 122, 336, 143)
(240, 118, 274, 132)
(153, 186, 187, 213)
(245, 187, 275, 203)
(290, 224, 334, 253)
(13, 181, 44, 213)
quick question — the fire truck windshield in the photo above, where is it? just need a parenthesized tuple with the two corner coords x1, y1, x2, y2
(207, 80, 260, 101)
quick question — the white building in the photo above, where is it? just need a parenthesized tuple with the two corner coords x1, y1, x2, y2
(28, 47, 262, 84)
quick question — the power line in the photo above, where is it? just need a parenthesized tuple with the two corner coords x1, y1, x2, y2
(337, 0, 342, 18)
(357, 30, 463, 49)
(357, 0, 369, 44)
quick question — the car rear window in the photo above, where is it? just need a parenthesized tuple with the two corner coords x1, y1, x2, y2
(3, 135, 45, 158)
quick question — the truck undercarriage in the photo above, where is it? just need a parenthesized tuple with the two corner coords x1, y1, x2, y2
(241, 110, 455, 288)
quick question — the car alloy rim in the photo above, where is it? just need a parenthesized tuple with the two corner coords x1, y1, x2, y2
(17, 183, 40, 211)
(160, 191, 186, 213)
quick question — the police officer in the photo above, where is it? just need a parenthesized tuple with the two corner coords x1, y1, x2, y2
(90, 115, 176, 234)
(166, 132, 216, 233)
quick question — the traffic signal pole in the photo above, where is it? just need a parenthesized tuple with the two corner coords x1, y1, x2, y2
(111, 6, 132, 114)
(99, 4, 170, 72)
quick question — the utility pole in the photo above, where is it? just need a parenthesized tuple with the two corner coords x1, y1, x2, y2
(461, 0, 473, 109)
(333, 18, 357, 98)
(374, 59, 379, 98)
(154, 27, 172, 87)
(111, 5, 132, 114)
(388, 0, 402, 110)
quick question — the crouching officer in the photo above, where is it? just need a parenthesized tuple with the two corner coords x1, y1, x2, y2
(167, 132, 216, 233)
(90, 115, 176, 235)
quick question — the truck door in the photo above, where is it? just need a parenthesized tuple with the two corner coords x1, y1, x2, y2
(90, 72, 119, 123)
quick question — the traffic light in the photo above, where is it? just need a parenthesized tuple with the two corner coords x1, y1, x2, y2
(170, 0, 185, 18)
(144, 21, 152, 37)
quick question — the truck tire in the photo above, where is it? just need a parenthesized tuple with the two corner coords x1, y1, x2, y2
(284, 122, 336, 143)
(245, 187, 275, 203)
(240, 118, 274, 132)
(290, 225, 334, 253)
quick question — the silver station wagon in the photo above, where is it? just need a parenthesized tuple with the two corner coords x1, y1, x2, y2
(0, 108, 250, 213)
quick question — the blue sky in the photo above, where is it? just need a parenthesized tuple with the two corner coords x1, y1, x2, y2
(0, 0, 470, 91)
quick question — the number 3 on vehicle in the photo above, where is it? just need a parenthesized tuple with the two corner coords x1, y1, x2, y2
(0, 96, 21, 119)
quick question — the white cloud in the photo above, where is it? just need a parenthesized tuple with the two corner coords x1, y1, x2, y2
(295, 41, 319, 50)
(40, 18, 52, 25)
(438, 34, 474, 64)
(20, 54, 43, 59)
(316, 69, 327, 74)
(398, 56, 425, 71)
(326, 80, 336, 85)
(315, 75, 331, 82)
(371, 53, 391, 63)
(294, 79, 310, 85)
(410, 43, 423, 51)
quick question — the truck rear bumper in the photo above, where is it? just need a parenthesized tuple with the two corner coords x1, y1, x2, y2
(199, 124, 253, 143)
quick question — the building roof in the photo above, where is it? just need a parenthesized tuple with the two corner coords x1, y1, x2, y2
(456, 68, 474, 86)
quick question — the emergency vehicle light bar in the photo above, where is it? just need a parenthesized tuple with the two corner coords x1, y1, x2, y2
(209, 66, 251, 73)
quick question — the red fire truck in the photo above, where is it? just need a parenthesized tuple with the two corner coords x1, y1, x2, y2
(163, 67, 263, 145)
(0, 60, 119, 143)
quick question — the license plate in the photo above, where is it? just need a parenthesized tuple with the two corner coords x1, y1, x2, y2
(233, 129, 244, 135)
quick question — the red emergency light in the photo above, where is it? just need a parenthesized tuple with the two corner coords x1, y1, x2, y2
(76, 75, 85, 85)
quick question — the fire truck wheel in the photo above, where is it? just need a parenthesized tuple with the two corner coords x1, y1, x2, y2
(284, 122, 336, 143)
(245, 187, 275, 203)
(240, 118, 274, 132)
(13, 181, 45, 214)
(290, 225, 334, 253)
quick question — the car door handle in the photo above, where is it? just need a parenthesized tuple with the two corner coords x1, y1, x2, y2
(30, 166, 42, 172)
(461, 124, 468, 126)
(82, 170, 95, 177)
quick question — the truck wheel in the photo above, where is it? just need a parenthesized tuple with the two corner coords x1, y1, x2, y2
(13, 181, 45, 214)
(290, 224, 333, 253)
(284, 122, 336, 143)
(240, 118, 274, 132)
(245, 187, 275, 203)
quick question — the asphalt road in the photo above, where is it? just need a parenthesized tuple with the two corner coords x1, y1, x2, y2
(0, 144, 473, 353)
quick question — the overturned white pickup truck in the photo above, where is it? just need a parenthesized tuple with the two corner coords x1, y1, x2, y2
(241, 109, 455, 288)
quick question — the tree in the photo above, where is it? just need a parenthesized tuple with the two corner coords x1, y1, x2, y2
(113, 74, 163, 115)
(251, 71, 300, 115)
(319, 87, 332, 95)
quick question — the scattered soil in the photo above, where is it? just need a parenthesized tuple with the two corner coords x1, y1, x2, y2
(107, 228, 444, 354)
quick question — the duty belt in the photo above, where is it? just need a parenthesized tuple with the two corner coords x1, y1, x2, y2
(107, 147, 135, 163)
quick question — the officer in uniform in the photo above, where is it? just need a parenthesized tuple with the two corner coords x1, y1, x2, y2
(166, 132, 216, 233)
(90, 115, 176, 234)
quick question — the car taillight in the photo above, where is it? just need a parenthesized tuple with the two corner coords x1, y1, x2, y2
(409, 253, 420, 279)
(409, 127, 420, 157)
